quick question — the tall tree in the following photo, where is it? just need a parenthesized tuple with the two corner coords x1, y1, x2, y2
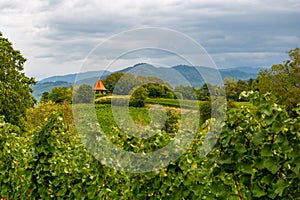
(0, 33, 36, 127)
(224, 78, 239, 101)
(174, 85, 196, 100)
(102, 72, 127, 94)
(73, 84, 94, 104)
(40, 92, 50, 103)
(254, 48, 300, 111)
(48, 87, 72, 104)
(196, 83, 213, 101)
(129, 86, 149, 107)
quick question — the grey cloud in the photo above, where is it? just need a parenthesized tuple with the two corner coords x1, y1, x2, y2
(35, 53, 56, 59)
(1, 0, 299, 78)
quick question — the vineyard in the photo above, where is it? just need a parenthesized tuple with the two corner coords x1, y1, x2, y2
(1, 4, 300, 199)
(0, 92, 299, 199)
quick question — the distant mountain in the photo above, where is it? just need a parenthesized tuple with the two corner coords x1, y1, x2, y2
(220, 66, 261, 80)
(119, 63, 261, 87)
(32, 63, 264, 101)
(222, 66, 262, 74)
(172, 65, 221, 87)
(75, 76, 100, 86)
(119, 63, 195, 86)
(39, 70, 110, 83)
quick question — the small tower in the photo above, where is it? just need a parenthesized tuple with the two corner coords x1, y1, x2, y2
(94, 79, 107, 94)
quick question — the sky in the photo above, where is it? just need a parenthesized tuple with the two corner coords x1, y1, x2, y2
(0, 0, 299, 80)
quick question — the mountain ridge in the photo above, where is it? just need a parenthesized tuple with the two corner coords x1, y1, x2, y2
(32, 64, 265, 100)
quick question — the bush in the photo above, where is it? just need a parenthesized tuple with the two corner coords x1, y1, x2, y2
(129, 87, 148, 107)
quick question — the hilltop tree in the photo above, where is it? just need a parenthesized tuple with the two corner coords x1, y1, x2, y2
(224, 78, 239, 101)
(174, 85, 196, 100)
(73, 84, 94, 103)
(40, 92, 50, 103)
(0, 32, 36, 127)
(103, 72, 173, 96)
(146, 83, 174, 99)
(41, 87, 72, 104)
(196, 83, 212, 101)
(102, 72, 128, 94)
(49, 87, 72, 104)
(129, 86, 149, 107)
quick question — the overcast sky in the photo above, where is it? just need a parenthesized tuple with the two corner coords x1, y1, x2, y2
(1, 0, 299, 80)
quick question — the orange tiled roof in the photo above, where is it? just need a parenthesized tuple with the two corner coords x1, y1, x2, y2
(94, 80, 107, 91)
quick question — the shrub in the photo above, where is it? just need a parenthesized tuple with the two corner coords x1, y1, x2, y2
(129, 87, 148, 107)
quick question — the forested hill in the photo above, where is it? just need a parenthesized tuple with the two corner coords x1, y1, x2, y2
(32, 64, 263, 100)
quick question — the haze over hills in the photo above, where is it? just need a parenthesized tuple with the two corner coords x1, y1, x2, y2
(32, 64, 264, 100)
(39, 70, 110, 83)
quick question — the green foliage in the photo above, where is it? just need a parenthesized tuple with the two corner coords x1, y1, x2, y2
(146, 83, 174, 99)
(40, 91, 50, 103)
(223, 78, 252, 101)
(41, 86, 72, 104)
(146, 98, 188, 108)
(0, 116, 32, 199)
(205, 91, 300, 199)
(195, 83, 211, 101)
(111, 73, 136, 95)
(199, 101, 211, 124)
(175, 83, 227, 102)
(174, 85, 196, 100)
(94, 93, 107, 99)
(73, 84, 94, 104)
(254, 48, 300, 113)
(0, 32, 36, 127)
(1, 91, 299, 199)
(129, 86, 149, 107)
(32, 81, 72, 101)
(103, 72, 173, 97)
(30, 112, 86, 198)
(102, 72, 127, 93)
(224, 78, 239, 101)
(26, 101, 74, 132)
(162, 110, 180, 134)
(95, 96, 112, 104)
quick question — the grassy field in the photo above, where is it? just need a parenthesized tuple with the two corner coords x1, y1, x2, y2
(92, 104, 178, 153)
